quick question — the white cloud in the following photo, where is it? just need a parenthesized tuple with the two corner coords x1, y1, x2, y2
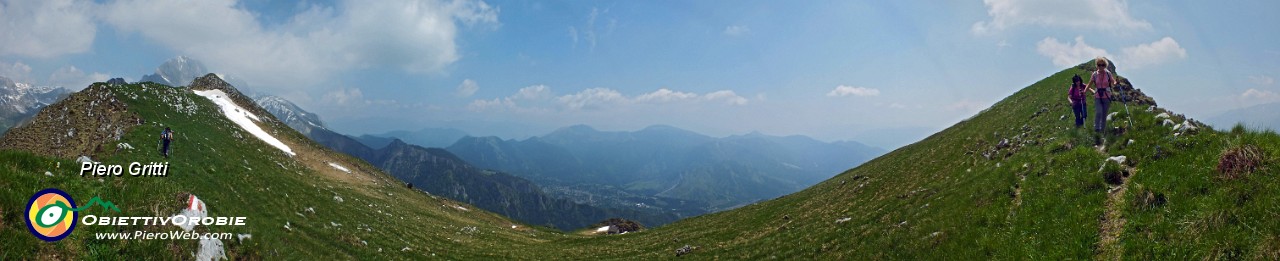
(47, 66, 109, 90)
(455, 79, 479, 97)
(1036, 36, 1187, 69)
(636, 88, 698, 103)
(827, 85, 881, 97)
(1250, 75, 1276, 86)
(512, 85, 551, 100)
(1119, 37, 1187, 69)
(466, 84, 551, 112)
(0, 0, 97, 57)
(568, 7, 613, 51)
(703, 90, 749, 105)
(100, 0, 499, 91)
(723, 25, 750, 36)
(558, 88, 627, 110)
(0, 61, 34, 82)
(1036, 36, 1110, 67)
(972, 0, 1151, 34)
(1241, 88, 1279, 101)
(467, 97, 516, 111)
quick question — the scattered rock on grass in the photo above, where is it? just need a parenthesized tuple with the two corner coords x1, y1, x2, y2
(195, 238, 225, 261)
(675, 245, 694, 257)
(1108, 156, 1127, 166)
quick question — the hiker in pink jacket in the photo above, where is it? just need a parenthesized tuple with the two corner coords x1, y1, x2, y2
(1067, 74, 1088, 127)
(1086, 58, 1114, 133)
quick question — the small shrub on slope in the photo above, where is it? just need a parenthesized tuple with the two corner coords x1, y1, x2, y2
(1217, 144, 1264, 180)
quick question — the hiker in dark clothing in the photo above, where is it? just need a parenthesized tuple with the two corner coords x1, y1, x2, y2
(160, 127, 174, 158)
(1086, 57, 1115, 132)
(1067, 74, 1088, 127)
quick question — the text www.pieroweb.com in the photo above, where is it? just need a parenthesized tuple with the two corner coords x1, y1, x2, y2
(94, 231, 233, 240)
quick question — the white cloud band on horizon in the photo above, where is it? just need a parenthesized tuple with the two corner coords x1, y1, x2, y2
(636, 88, 698, 103)
(469, 86, 750, 112)
(1241, 88, 1279, 101)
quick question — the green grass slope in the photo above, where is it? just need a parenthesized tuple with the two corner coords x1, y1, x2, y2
(0, 79, 559, 259)
(512, 62, 1279, 259)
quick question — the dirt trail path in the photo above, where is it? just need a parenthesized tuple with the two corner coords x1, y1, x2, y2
(1096, 166, 1136, 260)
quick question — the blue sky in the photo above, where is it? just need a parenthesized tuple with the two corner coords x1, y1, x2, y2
(2, 0, 1278, 148)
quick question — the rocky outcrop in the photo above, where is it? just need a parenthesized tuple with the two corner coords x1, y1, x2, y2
(0, 83, 140, 159)
(106, 78, 127, 85)
(139, 56, 208, 87)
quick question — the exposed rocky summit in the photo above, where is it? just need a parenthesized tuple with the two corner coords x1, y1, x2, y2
(140, 56, 208, 87)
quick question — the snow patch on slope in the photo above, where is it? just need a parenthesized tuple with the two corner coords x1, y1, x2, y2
(194, 89, 295, 156)
(327, 162, 351, 173)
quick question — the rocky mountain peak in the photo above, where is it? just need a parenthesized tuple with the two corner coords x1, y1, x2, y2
(140, 55, 209, 87)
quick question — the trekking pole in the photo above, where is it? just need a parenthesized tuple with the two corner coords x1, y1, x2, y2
(1121, 84, 1133, 128)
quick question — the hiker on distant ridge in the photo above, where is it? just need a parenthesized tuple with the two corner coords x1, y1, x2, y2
(160, 127, 175, 158)
(1086, 57, 1114, 133)
(1067, 74, 1088, 128)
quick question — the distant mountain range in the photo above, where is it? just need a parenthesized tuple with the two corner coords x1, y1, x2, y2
(356, 127, 469, 149)
(0, 76, 70, 132)
(446, 124, 885, 210)
(308, 127, 678, 229)
(1206, 102, 1280, 132)
(243, 83, 679, 229)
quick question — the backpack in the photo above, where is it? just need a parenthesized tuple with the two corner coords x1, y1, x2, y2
(1093, 70, 1113, 100)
